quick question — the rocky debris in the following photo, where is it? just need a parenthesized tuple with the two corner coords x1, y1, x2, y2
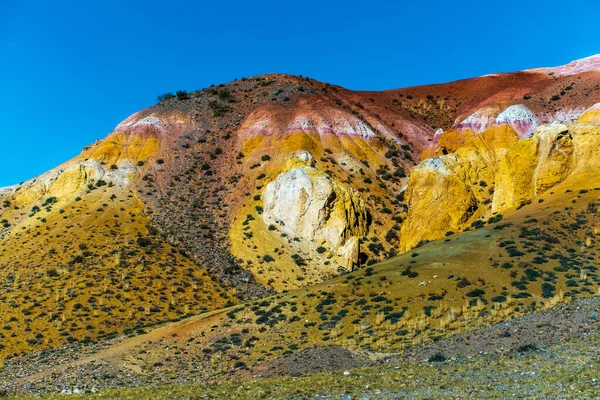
(394, 296, 600, 363)
(247, 345, 372, 378)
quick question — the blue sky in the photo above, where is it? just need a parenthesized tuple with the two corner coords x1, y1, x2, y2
(1, 0, 599, 186)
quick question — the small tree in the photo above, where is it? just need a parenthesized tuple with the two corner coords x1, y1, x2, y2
(176, 90, 189, 101)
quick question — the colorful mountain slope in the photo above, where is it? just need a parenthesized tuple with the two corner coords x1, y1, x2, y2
(0, 56, 599, 361)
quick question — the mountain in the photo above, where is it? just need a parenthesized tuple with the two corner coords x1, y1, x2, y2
(0, 55, 599, 380)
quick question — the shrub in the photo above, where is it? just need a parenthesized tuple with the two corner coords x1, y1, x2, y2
(42, 197, 57, 206)
(491, 295, 507, 303)
(518, 343, 538, 352)
(532, 256, 548, 265)
(506, 247, 525, 257)
(488, 214, 503, 224)
(218, 87, 232, 100)
(466, 289, 485, 297)
(501, 262, 514, 269)
(401, 267, 418, 278)
(566, 279, 578, 287)
(157, 93, 175, 102)
(234, 361, 247, 369)
(262, 254, 275, 263)
(368, 242, 385, 255)
(316, 246, 326, 254)
(393, 167, 406, 178)
(136, 237, 151, 247)
(456, 278, 471, 288)
(541, 282, 555, 298)
(428, 353, 446, 362)
(524, 269, 541, 281)
(291, 254, 305, 266)
(209, 99, 230, 116)
(385, 230, 398, 243)
(423, 305, 436, 316)
(471, 220, 485, 229)
(176, 90, 189, 101)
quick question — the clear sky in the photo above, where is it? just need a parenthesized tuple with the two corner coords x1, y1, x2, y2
(1, 0, 599, 186)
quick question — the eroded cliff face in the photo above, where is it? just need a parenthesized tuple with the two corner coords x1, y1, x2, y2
(261, 152, 368, 271)
(400, 103, 600, 251)
(493, 112, 600, 212)
(492, 123, 573, 212)
(400, 124, 519, 250)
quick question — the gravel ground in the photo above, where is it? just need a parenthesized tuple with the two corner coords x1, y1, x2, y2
(395, 296, 600, 363)
(247, 345, 374, 378)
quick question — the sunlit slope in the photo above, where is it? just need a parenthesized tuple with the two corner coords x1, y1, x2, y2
(53, 184, 598, 377)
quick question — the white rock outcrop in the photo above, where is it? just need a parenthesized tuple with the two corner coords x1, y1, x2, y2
(262, 154, 368, 270)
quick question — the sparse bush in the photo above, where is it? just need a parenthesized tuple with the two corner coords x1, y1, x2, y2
(466, 289, 485, 297)
(518, 343, 538, 352)
(176, 90, 189, 101)
(428, 353, 446, 362)
(157, 93, 175, 102)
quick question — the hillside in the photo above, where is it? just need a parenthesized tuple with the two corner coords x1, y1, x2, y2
(0, 54, 599, 375)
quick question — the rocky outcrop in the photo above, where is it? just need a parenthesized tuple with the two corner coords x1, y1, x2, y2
(492, 123, 573, 212)
(495, 105, 538, 138)
(262, 152, 368, 270)
(9, 159, 138, 207)
(400, 125, 519, 250)
(428, 105, 537, 157)
(493, 108, 600, 213)
(401, 103, 600, 250)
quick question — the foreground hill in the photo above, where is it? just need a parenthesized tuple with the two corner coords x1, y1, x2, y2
(5, 297, 599, 397)
(0, 55, 600, 363)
